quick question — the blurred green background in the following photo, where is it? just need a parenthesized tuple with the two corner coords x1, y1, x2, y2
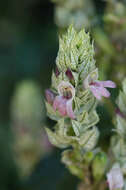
(0, 0, 122, 190)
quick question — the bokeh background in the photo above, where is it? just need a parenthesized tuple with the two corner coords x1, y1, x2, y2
(0, 0, 125, 190)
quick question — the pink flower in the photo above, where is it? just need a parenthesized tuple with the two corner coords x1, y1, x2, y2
(45, 89, 55, 105)
(65, 68, 74, 80)
(115, 107, 126, 119)
(55, 66, 60, 77)
(53, 81, 75, 119)
(83, 69, 116, 100)
(107, 167, 124, 190)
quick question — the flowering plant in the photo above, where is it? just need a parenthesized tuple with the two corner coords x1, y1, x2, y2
(44, 26, 124, 190)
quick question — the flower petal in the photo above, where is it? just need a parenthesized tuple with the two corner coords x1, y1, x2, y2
(98, 86, 110, 98)
(53, 96, 60, 111)
(58, 81, 75, 98)
(100, 80, 116, 88)
(53, 96, 67, 116)
(115, 107, 126, 119)
(55, 66, 60, 77)
(66, 100, 76, 119)
(107, 167, 124, 190)
(83, 68, 99, 89)
(90, 86, 102, 100)
(58, 98, 67, 116)
(65, 68, 74, 80)
(45, 89, 55, 104)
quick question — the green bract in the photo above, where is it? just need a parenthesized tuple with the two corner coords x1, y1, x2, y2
(45, 26, 100, 179)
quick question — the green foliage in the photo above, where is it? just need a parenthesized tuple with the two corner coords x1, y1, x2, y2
(109, 78, 126, 188)
(51, 0, 96, 30)
(46, 26, 99, 151)
(45, 26, 102, 182)
(92, 152, 108, 181)
(111, 78, 126, 164)
(55, 26, 95, 77)
(11, 80, 49, 177)
(95, 0, 126, 82)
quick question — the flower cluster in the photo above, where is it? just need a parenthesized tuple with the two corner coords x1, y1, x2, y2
(45, 26, 116, 180)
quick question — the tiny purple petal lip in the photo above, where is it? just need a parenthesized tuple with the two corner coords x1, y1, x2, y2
(115, 107, 126, 119)
(65, 68, 74, 80)
(99, 86, 110, 97)
(90, 86, 102, 100)
(107, 167, 124, 190)
(58, 81, 75, 98)
(45, 89, 55, 105)
(90, 82, 111, 100)
(53, 81, 75, 119)
(55, 66, 60, 77)
(84, 70, 116, 100)
(66, 100, 76, 119)
(100, 81, 116, 88)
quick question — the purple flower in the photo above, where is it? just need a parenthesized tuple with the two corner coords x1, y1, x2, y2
(45, 89, 55, 105)
(115, 107, 126, 119)
(65, 68, 74, 80)
(53, 81, 75, 119)
(83, 69, 116, 100)
(55, 66, 60, 77)
(107, 167, 124, 190)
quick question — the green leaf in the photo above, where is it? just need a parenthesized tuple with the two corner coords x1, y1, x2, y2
(71, 120, 81, 137)
(79, 127, 99, 151)
(79, 111, 99, 132)
(117, 91, 126, 114)
(45, 102, 60, 121)
(116, 115, 126, 136)
(92, 152, 108, 181)
(45, 127, 68, 148)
